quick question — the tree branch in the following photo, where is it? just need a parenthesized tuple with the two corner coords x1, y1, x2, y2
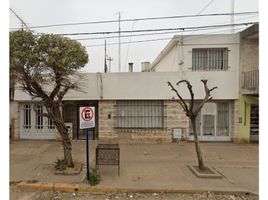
(194, 80, 217, 116)
(33, 102, 50, 118)
(167, 81, 189, 113)
(177, 80, 195, 113)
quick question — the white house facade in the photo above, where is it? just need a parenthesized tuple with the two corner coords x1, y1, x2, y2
(12, 68, 239, 143)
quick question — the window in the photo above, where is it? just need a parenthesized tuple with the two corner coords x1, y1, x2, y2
(192, 48, 228, 71)
(116, 100, 164, 128)
(216, 103, 229, 136)
(48, 118, 55, 129)
(23, 104, 31, 129)
(35, 105, 43, 129)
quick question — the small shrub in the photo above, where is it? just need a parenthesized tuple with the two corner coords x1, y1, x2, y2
(54, 159, 67, 171)
(88, 168, 101, 186)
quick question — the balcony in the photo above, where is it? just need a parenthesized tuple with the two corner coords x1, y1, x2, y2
(241, 68, 259, 95)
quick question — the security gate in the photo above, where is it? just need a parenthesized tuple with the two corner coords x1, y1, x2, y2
(62, 101, 98, 140)
(20, 103, 57, 140)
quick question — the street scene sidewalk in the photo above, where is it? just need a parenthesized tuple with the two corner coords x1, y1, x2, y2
(10, 141, 258, 194)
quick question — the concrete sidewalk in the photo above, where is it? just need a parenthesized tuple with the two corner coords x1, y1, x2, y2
(10, 141, 259, 194)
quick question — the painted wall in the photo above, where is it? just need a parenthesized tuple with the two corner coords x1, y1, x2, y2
(236, 95, 258, 143)
(152, 34, 240, 73)
(14, 71, 239, 101)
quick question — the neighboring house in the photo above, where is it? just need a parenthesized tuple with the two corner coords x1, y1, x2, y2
(236, 24, 259, 143)
(149, 33, 240, 142)
(12, 70, 238, 143)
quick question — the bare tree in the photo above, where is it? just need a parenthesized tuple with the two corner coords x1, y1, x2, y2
(10, 30, 89, 167)
(167, 80, 217, 170)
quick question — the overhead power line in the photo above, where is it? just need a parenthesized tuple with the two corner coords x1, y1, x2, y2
(9, 8, 30, 30)
(73, 15, 258, 41)
(9, 11, 258, 30)
(85, 25, 246, 48)
(56, 22, 258, 36)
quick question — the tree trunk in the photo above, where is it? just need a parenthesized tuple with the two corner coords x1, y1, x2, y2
(46, 102, 74, 167)
(190, 117, 206, 170)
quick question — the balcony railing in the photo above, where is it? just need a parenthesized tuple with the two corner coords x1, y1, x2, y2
(241, 68, 259, 94)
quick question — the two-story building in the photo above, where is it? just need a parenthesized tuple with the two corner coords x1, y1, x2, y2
(149, 33, 240, 142)
(236, 24, 259, 143)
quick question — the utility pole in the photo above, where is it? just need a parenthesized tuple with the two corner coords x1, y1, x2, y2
(117, 12, 121, 72)
(231, 0, 234, 33)
(9, 8, 29, 30)
(107, 57, 113, 72)
(104, 40, 108, 73)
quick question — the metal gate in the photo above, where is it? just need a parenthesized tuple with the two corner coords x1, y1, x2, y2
(20, 103, 57, 140)
(63, 101, 98, 140)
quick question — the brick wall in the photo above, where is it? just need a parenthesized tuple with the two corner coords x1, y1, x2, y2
(98, 100, 188, 144)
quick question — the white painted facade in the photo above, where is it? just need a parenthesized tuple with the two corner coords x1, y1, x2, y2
(14, 71, 238, 102)
(151, 34, 240, 72)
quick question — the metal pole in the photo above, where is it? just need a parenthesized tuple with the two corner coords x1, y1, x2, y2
(231, 0, 234, 33)
(86, 128, 90, 181)
(118, 12, 121, 72)
(104, 40, 107, 73)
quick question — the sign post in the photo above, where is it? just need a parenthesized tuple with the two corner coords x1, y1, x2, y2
(79, 106, 95, 181)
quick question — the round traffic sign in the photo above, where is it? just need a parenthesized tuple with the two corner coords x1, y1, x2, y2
(81, 107, 94, 121)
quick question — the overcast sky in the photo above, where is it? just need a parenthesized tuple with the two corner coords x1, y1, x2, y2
(9, 0, 258, 73)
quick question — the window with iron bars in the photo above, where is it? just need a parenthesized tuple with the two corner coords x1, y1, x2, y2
(192, 48, 228, 71)
(23, 104, 31, 129)
(115, 100, 164, 128)
(47, 117, 55, 129)
(35, 104, 44, 129)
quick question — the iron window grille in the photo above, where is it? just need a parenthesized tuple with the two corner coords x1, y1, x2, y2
(23, 104, 31, 129)
(35, 105, 44, 129)
(115, 100, 164, 129)
(47, 118, 55, 129)
(192, 48, 228, 71)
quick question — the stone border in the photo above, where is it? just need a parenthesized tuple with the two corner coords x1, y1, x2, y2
(13, 182, 257, 196)
(188, 165, 223, 178)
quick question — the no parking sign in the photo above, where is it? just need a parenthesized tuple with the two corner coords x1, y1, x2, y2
(79, 107, 95, 129)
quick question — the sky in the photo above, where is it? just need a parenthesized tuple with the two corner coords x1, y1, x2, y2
(9, 0, 258, 73)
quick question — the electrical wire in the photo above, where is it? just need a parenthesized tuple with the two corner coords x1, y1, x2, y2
(9, 11, 258, 30)
(84, 23, 255, 48)
(57, 22, 257, 36)
(73, 14, 258, 41)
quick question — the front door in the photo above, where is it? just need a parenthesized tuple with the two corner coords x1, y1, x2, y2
(250, 104, 259, 143)
(63, 101, 98, 140)
(200, 103, 216, 141)
(189, 102, 231, 141)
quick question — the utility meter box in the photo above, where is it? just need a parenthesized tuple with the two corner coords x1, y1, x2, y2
(172, 128, 183, 140)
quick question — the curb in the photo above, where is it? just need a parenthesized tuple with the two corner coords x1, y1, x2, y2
(14, 182, 258, 196)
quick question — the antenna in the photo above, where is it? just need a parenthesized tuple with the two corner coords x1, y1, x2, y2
(117, 12, 121, 72)
(107, 57, 113, 72)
